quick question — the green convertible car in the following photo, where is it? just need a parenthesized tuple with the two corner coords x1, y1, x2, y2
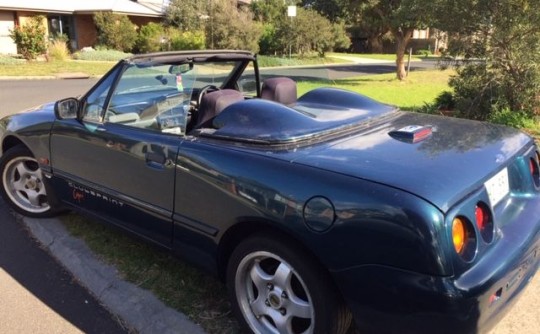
(0, 50, 538, 334)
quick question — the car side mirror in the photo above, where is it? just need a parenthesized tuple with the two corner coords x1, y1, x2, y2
(55, 98, 79, 120)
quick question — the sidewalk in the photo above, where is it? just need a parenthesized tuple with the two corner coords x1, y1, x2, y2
(328, 54, 395, 64)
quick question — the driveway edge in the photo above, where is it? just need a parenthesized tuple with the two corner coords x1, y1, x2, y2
(21, 216, 206, 334)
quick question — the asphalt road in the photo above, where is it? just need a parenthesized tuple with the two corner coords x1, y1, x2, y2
(0, 200, 127, 333)
(0, 79, 97, 118)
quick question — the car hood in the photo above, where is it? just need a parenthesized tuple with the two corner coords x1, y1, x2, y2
(289, 111, 532, 212)
(1, 102, 56, 133)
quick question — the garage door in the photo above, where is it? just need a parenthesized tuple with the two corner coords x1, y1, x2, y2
(0, 12, 17, 54)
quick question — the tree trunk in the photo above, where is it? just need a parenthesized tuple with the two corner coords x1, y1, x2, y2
(393, 28, 414, 81)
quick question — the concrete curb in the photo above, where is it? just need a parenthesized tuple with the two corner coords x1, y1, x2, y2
(21, 216, 206, 334)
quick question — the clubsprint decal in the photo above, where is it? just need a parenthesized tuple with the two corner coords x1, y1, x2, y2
(72, 189, 85, 203)
(68, 182, 124, 207)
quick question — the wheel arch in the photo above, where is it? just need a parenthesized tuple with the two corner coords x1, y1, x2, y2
(2, 135, 28, 155)
(217, 220, 335, 285)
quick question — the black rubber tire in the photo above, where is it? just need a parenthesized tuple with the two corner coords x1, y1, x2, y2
(0, 146, 58, 218)
(227, 233, 352, 334)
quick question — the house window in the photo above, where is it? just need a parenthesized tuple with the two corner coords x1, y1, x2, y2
(47, 15, 76, 50)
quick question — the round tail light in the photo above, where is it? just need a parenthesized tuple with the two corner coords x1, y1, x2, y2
(452, 217, 467, 254)
(452, 217, 476, 261)
(475, 202, 494, 243)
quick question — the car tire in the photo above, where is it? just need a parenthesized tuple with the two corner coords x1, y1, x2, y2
(0, 146, 57, 217)
(227, 233, 352, 334)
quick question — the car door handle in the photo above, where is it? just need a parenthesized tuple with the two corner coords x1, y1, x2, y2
(145, 152, 167, 168)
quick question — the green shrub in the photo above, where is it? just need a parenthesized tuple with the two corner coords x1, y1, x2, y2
(416, 49, 432, 57)
(258, 23, 279, 55)
(136, 22, 165, 53)
(434, 91, 455, 110)
(415, 102, 440, 115)
(489, 108, 530, 128)
(93, 12, 137, 52)
(48, 36, 70, 61)
(9, 16, 47, 60)
(168, 30, 205, 51)
(73, 49, 131, 61)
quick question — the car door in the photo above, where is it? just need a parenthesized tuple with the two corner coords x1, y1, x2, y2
(49, 62, 188, 247)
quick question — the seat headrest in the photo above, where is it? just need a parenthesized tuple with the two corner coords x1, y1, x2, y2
(196, 89, 244, 128)
(261, 77, 297, 106)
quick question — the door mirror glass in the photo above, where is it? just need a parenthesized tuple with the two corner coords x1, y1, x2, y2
(55, 98, 79, 119)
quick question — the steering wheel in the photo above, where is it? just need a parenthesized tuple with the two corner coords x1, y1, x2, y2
(196, 84, 220, 107)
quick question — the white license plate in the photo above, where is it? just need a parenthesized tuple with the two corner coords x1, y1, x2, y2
(485, 168, 510, 206)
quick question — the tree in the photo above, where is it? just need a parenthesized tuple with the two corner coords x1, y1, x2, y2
(93, 12, 137, 52)
(352, 1, 436, 80)
(250, 0, 287, 23)
(165, 0, 207, 31)
(437, 0, 540, 118)
(301, 0, 352, 22)
(9, 16, 47, 60)
(207, 0, 262, 52)
(273, 7, 345, 57)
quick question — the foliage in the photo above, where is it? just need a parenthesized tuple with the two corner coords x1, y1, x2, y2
(415, 49, 432, 57)
(250, 0, 287, 23)
(167, 30, 206, 51)
(9, 15, 47, 60)
(73, 49, 131, 61)
(489, 108, 531, 128)
(136, 22, 165, 53)
(48, 35, 70, 61)
(347, 1, 437, 80)
(165, 0, 207, 31)
(301, 0, 352, 22)
(434, 91, 455, 110)
(332, 21, 351, 52)
(258, 23, 280, 55)
(438, 0, 540, 119)
(251, 2, 349, 56)
(93, 12, 137, 52)
(206, 0, 262, 52)
(273, 8, 349, 57)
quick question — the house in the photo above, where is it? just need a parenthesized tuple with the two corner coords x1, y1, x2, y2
(0, 0, 166, 54)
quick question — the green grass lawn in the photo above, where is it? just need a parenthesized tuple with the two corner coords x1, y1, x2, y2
(62, 213, 240, 334)
(327, 52, 425, 62)
(298, 69, 454, 110)
(0, 59, 115, 76)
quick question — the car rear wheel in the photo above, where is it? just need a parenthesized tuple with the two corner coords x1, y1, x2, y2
(0, 146, 55, 217)
(227, 234, 351, 334)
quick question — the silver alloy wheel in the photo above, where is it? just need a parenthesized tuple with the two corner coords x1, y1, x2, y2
(2, 156, 50, 214)
(235, 251, 315, 334)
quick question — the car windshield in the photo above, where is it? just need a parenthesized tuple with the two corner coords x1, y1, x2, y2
(102, 59, 247, 136)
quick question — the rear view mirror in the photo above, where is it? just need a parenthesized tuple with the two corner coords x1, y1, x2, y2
(55, 98, 79, 120)
(169, 63, 193, 75)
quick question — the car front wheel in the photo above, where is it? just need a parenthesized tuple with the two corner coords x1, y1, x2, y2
(227, 234, 351, 334)
(0, 146, 55, 217)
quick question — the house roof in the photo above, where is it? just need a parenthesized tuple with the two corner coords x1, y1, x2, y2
(0, 0, 164, 17)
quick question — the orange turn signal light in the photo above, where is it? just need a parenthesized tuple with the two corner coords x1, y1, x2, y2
(452, 217, 467, 255)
